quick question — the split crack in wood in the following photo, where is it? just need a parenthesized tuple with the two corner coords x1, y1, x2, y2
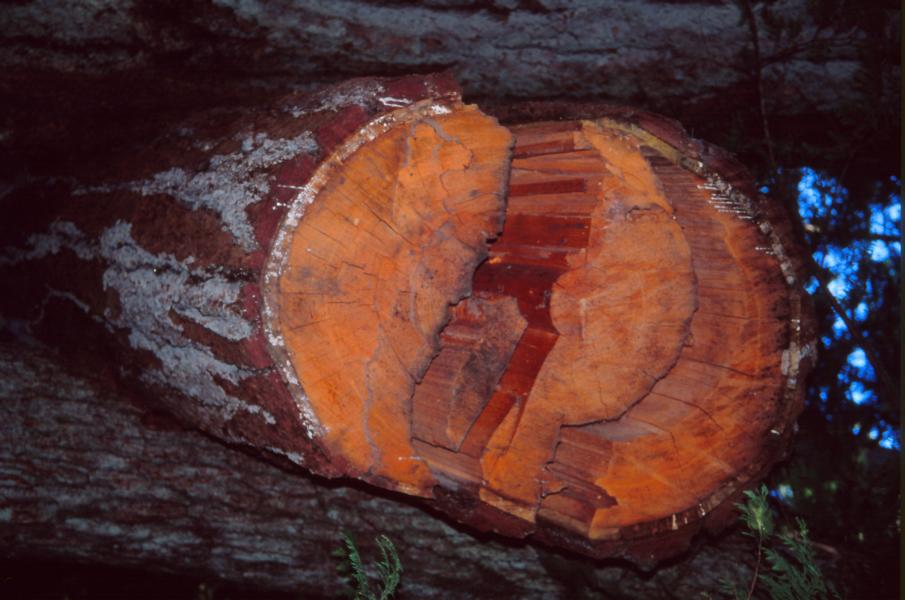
(261, 98, 812, 557)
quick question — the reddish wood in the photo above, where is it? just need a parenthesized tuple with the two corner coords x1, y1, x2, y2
(0, 73, 814, 564)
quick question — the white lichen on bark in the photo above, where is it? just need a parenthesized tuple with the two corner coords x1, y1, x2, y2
(285, 78, 386, 117)
(1, 218, 275, 428)
(75, 131, 318, 251)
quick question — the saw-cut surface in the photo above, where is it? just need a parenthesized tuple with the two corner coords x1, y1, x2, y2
(266, 104, 808, 559)
(273, 102, 512, 492)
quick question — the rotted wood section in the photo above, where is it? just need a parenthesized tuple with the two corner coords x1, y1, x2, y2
(264, 102, 811, 561)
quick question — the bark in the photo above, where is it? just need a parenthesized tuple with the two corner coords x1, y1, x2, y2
(1, 1, 899, 184)
(0, 341, 804, 599)
(0, 0, 875, 108)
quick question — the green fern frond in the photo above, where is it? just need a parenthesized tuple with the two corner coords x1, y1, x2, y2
(731, 487, 839, 600)
(759, 518, 839, 600)
(336, 531, 403, 600)
(338, 531, 373, 600)
(375, 535, 402, 600)
(717, 575, 746, 600)
(738, 484, 775, 538)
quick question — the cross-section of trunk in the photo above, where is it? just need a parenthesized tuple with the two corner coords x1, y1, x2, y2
(1, 74, 814, 563)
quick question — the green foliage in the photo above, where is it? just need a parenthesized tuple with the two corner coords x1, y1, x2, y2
(334, 532, 403, 600)
(739, 485, 775, 540)
(759, 519, 836, 600)
(764, 169, 900, 562)
(721, 485, 839, 600)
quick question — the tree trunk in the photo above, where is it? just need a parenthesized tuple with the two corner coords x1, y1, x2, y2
(2, 0, 898, 190)
(0, 73, 814, 570)
(0, 341, 803, 599)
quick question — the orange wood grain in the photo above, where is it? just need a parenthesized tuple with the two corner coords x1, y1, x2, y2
(275, 103, 512, 493)
(272, 106, 806, 552)
(481, 122, 695, 518)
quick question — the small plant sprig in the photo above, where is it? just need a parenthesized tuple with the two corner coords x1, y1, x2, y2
(335, 531, 403, 600)
(721, 484, 839, 600)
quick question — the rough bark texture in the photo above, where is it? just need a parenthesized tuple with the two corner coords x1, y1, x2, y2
(0, 0, 874, 107)
(2, 1, 898, 185)
(0, 342, 809, 599)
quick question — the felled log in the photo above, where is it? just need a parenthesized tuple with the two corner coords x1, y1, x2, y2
(2, 0, 890, 183)
(4, 341, 832, 599)
(0, 73, 814, 564)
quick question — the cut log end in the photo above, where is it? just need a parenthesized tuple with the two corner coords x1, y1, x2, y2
(262, 100, 813, 561)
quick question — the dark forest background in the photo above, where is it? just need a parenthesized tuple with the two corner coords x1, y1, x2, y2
(0, 0, 900, 598)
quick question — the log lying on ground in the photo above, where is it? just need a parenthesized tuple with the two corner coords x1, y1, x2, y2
(0, 73, 814, 564)
(1, 341, 825, 599)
